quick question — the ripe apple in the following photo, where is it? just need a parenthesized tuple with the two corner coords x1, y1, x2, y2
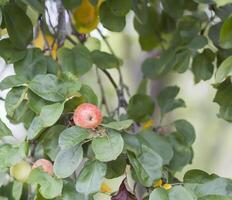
(73, 103, 102, 129)
(10, 161, 31, 182)
(32, 159, 53, 175)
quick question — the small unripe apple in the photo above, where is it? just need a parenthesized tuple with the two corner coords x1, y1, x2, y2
(32, 159, 53, 175)
(73, 103, 102, 129)
(10, 161, 31, 183)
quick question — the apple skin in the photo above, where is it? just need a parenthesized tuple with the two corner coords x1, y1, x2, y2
(73, 103, 102, 129)
(10, 161, 31, 183)
(32, 159, 53, 175)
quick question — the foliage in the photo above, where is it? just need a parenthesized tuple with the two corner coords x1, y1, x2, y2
(0, 0, 232, 199)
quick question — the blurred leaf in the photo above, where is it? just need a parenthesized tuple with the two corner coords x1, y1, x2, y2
(149, 188, 168, 200)
(214, 80, 232, 107)
(79, 84, 98, 105)
(91, 50, 121, 69)
(75, 160, 106, 196)
(100, 1, 126, 32)
(105, 155, 127, 179)
(27, 103, 64, 139)
(192, 49, 215, 83)
(157, 86, 185, 115)
(161, 0, 184, 19)
(137, 78, 148, 95)
(128, 145, 163, 187)
(168, 186, 194, 200)
(0, 75, 27, 90)
(128, 94, 155, 123)
(20, 0, 44, 13)
(101, 119, 133, 131)
(5, 87, 27, 118)
(193, 0, 214, 3)
(3, 2, 33, 49)
(14, 48, 47, 80)
(62, 0, 82, 9)
(173, 50, 191, 73)
(54, 144, 83, 178)
(215, 56, 232, 83)
(220, 15, 232, 49)
(109, 0, 131, 16)
(28, 168, 63, 199)
(42, 125, 66, 161)
(58, 45, 93, 76)
(62, 180, 85, 200)
(92, 129, 124, 162)
(137, 131, 174, 165)
(218, 105, 232, 122)
(59, 126, 90, 149)
(188, 35, 208, 51)
(12, 181, 23, 200)
(0, 118, 12, 137)
(0, 144, 26, 170)
(174, 119, 196, 146)
(0, 39, 26, 63)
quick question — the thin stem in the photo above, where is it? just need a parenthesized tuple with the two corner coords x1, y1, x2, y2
(96, 68, 111, 115)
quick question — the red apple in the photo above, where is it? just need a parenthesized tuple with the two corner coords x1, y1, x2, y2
(73, 103, 102, 129)
(32, 159, 53, 175)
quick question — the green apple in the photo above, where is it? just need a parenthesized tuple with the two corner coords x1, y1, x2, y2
(10, 161, 31, 182)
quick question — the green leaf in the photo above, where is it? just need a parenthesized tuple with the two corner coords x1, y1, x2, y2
(218, 105, 232, 122)
(91, 50, 121, 69)
(214, 80, 232, 107)
(183, 169, 218, 184)
(100, 1, 126, 32)
(109, 0, 131, 16)
(92, 129, 124, 162)
(12, 181, 23, 200)
(215, 56, 232, 83)
(188, 35, 208, 51)
(0, 39, 26, 63)
(29, 74, 65, 102)
(161, 0, 184, 19)
(27, 168, 63, 199)
(193, 0, 214, 3)
(149, 188, 169, 200)
(54, 144, 83, 178)
(79, 84, 98, 105)
(42, 125, 66, 161)
(128, 145, 163, 187)
(137, 131, 174, 165)
(3, 2, 33, 49)
(20, 0, 44, 13)
(14, 48, 47, 80)
(142, 50, 175, 79)
(0, 75, 27, 90)
(157, 86, 185, 115)
(59, 126, 90, 149)
(128, 94, 155, 123)
(105, 154, 127, 179)
(174, 119, 196, 146)
(198, 195, 232, 200)
(58, 45, 93, 76)
(101, 119, 133, 131)
(220, 15, 232, 49)
(192, 49, 215, 83)
(168, 186, 194, 200)
(0, 118, 11, 137)
(5, 86, 27, 118)
(27, 103, 64, 139)
(0, 144, 26, 170)
(62, 180, 85, 200)
(173, 50, 191, 73)
(62, 0, 82, 9)
(75, 160, 106, 196)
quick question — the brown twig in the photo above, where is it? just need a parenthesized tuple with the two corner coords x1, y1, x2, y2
(96, 68, 111, 115)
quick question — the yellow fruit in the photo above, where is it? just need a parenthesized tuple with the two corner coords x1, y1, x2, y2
(10, 161, 32, 183)
(162, 183, 172, 190)
(33, 30, 58, 59)
(73, 0, 103, 33)
(100, 182, 112, 193)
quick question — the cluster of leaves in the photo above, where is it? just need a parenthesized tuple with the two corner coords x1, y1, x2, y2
(0, 0, 232, 199)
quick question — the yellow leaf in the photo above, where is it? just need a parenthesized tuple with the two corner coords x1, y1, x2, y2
(100, 182, 112, 193)
(33, 30, 58, 59)
(162, 184, 172, 190)
(154, 179, 163, 188)
(72, 0, 103, 34)
(142, 119, 154, 129)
